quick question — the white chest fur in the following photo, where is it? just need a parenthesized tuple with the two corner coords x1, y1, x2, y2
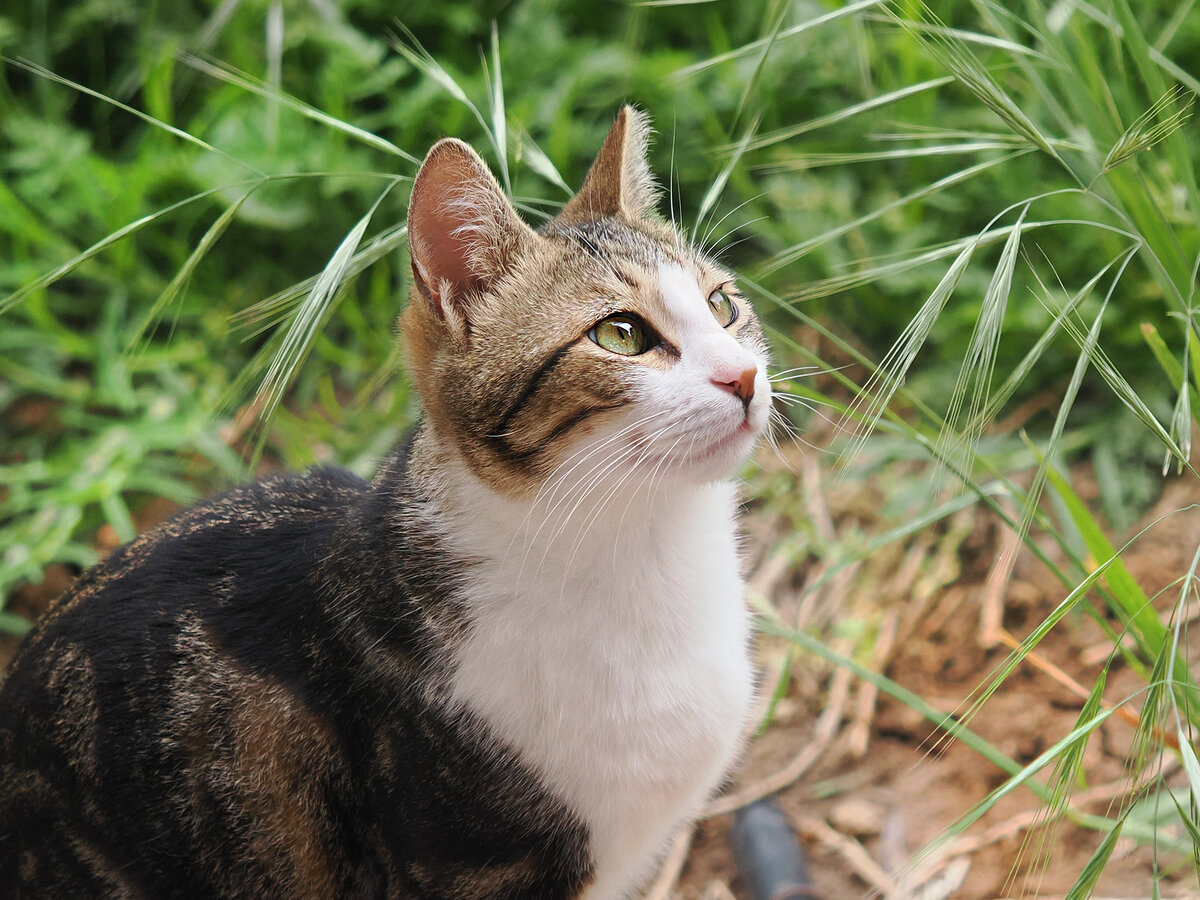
(443, 475, 753, 899)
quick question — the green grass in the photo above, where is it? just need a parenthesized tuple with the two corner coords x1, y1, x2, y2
(3, 0, 1200, 893)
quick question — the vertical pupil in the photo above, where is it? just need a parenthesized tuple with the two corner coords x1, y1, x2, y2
(591, 315, 648, 354)
(708, 292, 733, 325)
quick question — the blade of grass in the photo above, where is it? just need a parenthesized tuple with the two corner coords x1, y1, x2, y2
(757, 140, 1017, 170)
(891, 5, 1068, 168)
(673, 0, 883, 79)
(731, 3, 787, 130)
(128, 184, 262, 352)
(971, 249, 1136, 432)
(1007, 247, 1137, 552)
(250, 177, 402, 460)
(1045, 466, 1172, 658)
(1, 181, 263, 316)
(1062, 808, 1128, 900)
(1023, 668, 1112, 884)
(776, 212, 1136, 303)
(839, 237, 977, 468)
(233, 222, 409, 332)
(934, 203, 1028, 486)
(265, 0, 284, 146)
(481, 22, 511, 194)
(514, 130, 572, 196)
(737, 77, 954, 153)
(391, 25, 505, 182)
(6, 57, 265, 177)
(759, 151, 1028, 276)
(1101, 85, 1193, 176)
(865, 11, 1059, 62)
(179, 54, 419, 164)
(694, 114, 760, 248)
(758, 615, 1172, 858)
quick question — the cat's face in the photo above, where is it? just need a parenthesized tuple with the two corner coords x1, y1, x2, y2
(402, 108, 770, 497)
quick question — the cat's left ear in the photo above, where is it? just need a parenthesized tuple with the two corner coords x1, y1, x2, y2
(407, 138, 534, 330)
(556, 106, 659, 224)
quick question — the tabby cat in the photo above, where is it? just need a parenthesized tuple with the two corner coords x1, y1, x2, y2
(0, 107, 771, 899)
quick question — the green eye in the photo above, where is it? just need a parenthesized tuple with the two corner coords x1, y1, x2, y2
(707, 290, 737, 327)
(707, 290, 737, 326)
(589, 314, 653, 356)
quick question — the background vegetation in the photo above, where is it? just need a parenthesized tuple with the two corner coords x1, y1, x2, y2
(2, 0, 1199, 893)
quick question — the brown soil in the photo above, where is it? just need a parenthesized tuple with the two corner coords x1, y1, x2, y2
(668, 449, 1200, 900)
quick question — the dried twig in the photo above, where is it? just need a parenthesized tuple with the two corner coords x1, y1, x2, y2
(795, 815, 897, 895)
(979, 498, 1021, 648)
(218, 398, 266, 448)
(900, 773, 1159, 890)
(847, 609, 899, 757)
(748, 549, 795, 604)
(802, 454, 835, 543)
(994, 628, 1179, 750)
(700, 880, 737, 900)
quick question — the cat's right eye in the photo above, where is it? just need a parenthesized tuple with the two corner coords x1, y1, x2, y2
(589, 314, 655, 356)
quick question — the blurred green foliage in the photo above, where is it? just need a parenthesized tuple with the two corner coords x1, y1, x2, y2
(2, 0, 1200, 605)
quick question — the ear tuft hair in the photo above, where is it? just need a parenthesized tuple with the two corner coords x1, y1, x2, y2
(555, 106, 660, 224)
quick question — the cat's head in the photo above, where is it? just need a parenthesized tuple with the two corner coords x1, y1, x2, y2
(401, 107, 770, 497)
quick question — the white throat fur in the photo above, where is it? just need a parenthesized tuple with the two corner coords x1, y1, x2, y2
(442, 453, 754, 899)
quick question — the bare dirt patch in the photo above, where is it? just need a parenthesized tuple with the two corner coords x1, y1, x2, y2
(668, 449, 1200, 900)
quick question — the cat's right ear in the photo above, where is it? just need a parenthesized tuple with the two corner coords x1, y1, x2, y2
(407, 139, 533, 331)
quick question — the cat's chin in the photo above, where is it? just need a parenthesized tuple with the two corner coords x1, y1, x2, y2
(660, 419, 762, 483)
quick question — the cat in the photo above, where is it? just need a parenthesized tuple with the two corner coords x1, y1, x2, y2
(0, 106, 771, 899)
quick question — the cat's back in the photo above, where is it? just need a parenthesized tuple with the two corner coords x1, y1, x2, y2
(1, 463, 368, 692)
(0, 466, 371, 896)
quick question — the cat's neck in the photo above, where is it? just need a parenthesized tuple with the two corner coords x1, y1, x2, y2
(408, 424, 741, 603)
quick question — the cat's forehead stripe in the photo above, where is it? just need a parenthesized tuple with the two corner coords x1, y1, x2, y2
(540, 218, 684, 267)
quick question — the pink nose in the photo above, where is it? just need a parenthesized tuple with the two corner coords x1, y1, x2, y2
(713, 366, 757, 406)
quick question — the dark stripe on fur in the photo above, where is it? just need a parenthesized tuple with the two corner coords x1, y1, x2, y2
(490, 339, 577, 441)
(499, 401, 627, 463)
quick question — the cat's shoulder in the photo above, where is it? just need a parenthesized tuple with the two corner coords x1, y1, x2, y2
(4, 466, 370, 672)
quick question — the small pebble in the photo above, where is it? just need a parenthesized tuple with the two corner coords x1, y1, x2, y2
(829, 797, 886, 837)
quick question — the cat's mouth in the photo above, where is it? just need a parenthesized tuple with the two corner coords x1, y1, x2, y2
(690, 417, 758, 463)
(633, 416, 759, 472)
(622, 406, 763, 475)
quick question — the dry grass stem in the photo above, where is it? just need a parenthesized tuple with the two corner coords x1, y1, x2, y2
(847, 609, 900, 756)
(795, 814, 898, 895)
(994, 627, 1178, 749)
(700, 880, 736, 900)
(904, 774, 1160, 892)
(978, 499, 1021, 648)
(748, 549, 795, 602)
(705, 654, 852, 817)
(802, 455, 835, 542)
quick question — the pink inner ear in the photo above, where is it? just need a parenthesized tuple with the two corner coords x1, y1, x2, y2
(409, 152, 487, 310)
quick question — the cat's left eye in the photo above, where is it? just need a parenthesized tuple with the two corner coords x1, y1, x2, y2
(589, 314, 655, 356)
(707, 290, 737, 327)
